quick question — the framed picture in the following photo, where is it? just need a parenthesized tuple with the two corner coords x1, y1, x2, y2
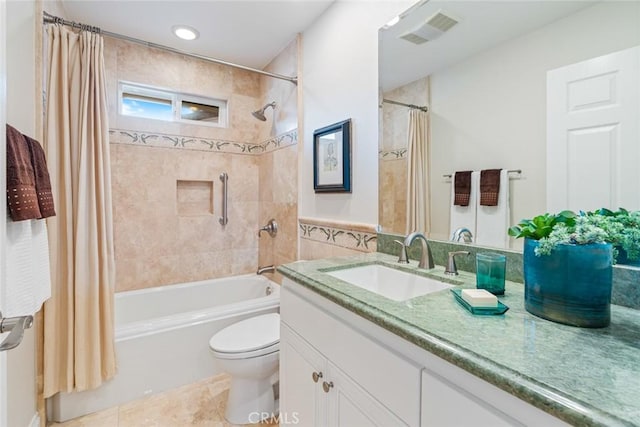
(313, 119, 352, 193)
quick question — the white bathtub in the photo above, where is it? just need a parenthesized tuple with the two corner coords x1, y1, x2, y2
(48, 274, 280, 422)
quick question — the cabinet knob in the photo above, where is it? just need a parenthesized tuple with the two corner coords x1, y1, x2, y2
(312, 371, 323, 383)
(322, 381, 334, 393)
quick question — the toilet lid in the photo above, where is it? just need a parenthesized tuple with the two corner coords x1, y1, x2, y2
(209, 313, 280, 353)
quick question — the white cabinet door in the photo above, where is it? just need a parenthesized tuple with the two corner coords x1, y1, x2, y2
(547, 45, 640, 212)
(280, 325, 326, 427)
(421, 369, 519, 427)
(327, 361, 408, 427)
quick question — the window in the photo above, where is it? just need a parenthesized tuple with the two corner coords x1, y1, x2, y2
(119, 82, 227, 127)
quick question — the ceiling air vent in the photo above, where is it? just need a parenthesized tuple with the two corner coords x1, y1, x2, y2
(399, 10, 459, 45)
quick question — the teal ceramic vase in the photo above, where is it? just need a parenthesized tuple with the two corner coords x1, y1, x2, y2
(523, 238, 613, 328)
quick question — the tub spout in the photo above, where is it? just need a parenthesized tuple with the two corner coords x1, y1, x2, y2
(257, 265, 276, 275)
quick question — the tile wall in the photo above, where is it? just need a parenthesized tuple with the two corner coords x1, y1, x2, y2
(105, 37, 298, 291)
(298, 217, 378, 260)
(257, 37, 300, 284)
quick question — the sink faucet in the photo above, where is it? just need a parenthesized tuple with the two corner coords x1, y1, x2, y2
(403, 231, 435, 269)
(257, 265, 275, 275)
(452, 227, 473, 243)
(445, 251, 470, 275)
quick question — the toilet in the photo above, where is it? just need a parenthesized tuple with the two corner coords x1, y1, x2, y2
(209, 312, 280, 424)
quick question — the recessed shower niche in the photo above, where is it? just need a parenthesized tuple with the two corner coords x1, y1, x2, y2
(176, 180, 214, 216)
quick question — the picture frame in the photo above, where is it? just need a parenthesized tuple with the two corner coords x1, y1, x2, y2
(313, 119, 352, 193)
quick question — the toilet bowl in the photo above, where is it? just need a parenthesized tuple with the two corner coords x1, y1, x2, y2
(209, 312, 280, 424)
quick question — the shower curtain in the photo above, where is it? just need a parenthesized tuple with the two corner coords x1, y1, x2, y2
(42, 25, 116, 397)
(406, 109, 430, 234)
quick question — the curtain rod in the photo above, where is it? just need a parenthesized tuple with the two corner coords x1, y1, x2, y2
(43, 11, 298, 85)
(443, 169, 522, 178)
(381, 99, 428, 112)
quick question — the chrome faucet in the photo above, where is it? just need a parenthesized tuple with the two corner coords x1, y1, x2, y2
(452, 227, 473, 243)
(258, 219, 278, 237)
(403, 231, 435, 269)
(257, 265, 276, 275)
(445, 251, 470, 275)
(394, 240, 410, 264)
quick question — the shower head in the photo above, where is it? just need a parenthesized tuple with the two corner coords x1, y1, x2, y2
(251, 101, 276, 121)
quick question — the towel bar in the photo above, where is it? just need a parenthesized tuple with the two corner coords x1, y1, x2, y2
(0, 311, 34, 352)
(443, 169, 522, 178)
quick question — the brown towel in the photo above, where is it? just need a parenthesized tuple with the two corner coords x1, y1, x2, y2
(6, 124, 42, 221)
(24, 134, 55, 218)
(480, 169, 502, 206)
(454, 171, 472, 206)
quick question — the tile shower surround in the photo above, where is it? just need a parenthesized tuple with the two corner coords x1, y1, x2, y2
(105, 35, 299, 292)
(111, 129, 297, 292)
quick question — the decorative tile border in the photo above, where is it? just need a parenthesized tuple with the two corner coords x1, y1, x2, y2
(299, 217, 378, 253)
(379, 148, 407, 160)
(109, 128, 297, 155)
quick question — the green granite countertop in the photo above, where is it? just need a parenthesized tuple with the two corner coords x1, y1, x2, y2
(278, 253, 640, 427)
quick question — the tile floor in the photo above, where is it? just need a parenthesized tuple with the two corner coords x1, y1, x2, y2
(48, 374, 278, 427)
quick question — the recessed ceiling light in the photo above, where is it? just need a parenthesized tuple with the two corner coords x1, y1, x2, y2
(385, 16, 400, 28)
(172, 25, 199, 41)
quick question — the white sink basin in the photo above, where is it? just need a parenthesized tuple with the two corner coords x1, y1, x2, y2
(326, 264, 453, 302)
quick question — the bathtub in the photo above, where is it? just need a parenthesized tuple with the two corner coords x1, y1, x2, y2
(48, 273, 280, 422)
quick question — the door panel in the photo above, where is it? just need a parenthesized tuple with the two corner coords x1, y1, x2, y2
(547, 45, 640, 212)
(421, 369, 519, 427)
(327, 361, 408, 427)
(280, 325, 325, 427)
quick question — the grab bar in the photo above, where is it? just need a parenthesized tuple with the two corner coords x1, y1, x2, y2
(219, 172, 228, 226)
(0, 311, 34, 352)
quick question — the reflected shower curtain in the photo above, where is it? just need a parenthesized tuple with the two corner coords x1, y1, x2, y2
(406, 109, 430, 234)
(43, 25, 116, 397)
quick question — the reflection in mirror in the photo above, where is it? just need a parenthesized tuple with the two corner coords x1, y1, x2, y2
(378, 0, 640, 250)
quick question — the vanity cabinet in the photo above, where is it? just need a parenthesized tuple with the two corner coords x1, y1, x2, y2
(281, 325, 408, 426)
(280, 279, 420, 426)
(281, 278, 568, 427)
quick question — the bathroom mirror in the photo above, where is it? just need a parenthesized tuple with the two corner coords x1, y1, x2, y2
(378, 0, 640, 247)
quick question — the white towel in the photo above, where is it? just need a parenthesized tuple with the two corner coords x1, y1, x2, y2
(476, 169, 510, 248)
(449, 171, 479, 239)
(4, 216, 52, 317)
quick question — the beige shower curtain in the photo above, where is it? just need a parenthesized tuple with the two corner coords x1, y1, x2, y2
(406, 109, 430, 234)
(43, 25, 116, 397)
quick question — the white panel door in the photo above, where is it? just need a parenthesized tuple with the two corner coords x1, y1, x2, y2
(0, 0, 8, 424)
(280, 325, 326, 427)
(547, 46, 640, 212)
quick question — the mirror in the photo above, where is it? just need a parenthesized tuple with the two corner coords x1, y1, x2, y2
(378, 0, 640, 248)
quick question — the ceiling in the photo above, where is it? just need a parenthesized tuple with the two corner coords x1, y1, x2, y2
(380, 0, 598, 91)
(52, 0, 335, 71)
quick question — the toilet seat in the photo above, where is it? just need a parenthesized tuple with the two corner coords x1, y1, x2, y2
(209, 313, 280, 360)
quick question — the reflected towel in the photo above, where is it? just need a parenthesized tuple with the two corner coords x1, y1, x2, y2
(450, 171, 479, 239)
(476, 169, 510, 248)
(480, 168, 501, 206)
(6, 124, 41, 220)
(453, 170, 472, 206)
